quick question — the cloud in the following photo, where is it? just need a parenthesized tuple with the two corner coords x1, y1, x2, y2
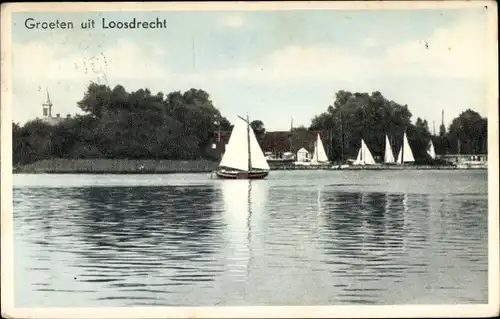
(213, 45, 371, 83)
(12, 39, 168, 85)
(362, 38, 377, 48)
(9, 13, 491, 128)
(383, 17, 490, 80)
(211, 15, 491, 83)
(219, 15, 246, 28)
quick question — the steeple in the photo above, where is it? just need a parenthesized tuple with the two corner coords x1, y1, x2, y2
(42, 89, 53, 117)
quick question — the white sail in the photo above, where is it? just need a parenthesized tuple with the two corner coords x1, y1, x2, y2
(219, 117, 249, 171)
(396, 131, 415, 163)
(427, 139, 436, 159)
(384, 135, 395, 163)
(354, 139, 376, 165)
(219, 116, 270, 171)
(311, 134, 329, 163)
(363, 140, 376, 165)
(249, 125, 270, 170)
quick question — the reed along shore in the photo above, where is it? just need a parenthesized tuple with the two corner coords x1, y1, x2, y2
(14, 159, 220, 174)
(13, 159, 480, 174)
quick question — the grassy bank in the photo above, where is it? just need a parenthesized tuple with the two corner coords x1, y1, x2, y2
(15, 159, 219, 174)
(13, 159, 484, 174)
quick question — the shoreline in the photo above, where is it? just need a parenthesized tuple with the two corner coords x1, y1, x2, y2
(13, 158, 486, 174)
(13, 159, 219, 174)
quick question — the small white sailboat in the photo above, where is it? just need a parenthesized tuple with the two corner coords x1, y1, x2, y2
(353, 139, 376, 165)
(427, 139, 436, 159)
(384, 135, 395, 164)
(311, 134, 329, 165)
(216, 115, 270, 179)
(396, 131, 415, 164)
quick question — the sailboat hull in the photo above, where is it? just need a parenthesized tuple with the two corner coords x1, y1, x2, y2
(215, 170, 269, 180)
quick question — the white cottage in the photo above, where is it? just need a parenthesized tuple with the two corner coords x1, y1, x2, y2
(296, 147, 310, 163)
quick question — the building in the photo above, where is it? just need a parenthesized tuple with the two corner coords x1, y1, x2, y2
(438, 154, 488, 168)
(36, 90, 72, 125)
(260, 130, 328, 161)
(206, 130, 232, 160)
(296, 147, 310, 163)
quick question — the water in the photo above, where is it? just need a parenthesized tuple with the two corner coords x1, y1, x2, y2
(12, 170, 488, 307)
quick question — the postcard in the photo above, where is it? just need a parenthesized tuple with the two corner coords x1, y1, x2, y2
(1, 1, 499, 318)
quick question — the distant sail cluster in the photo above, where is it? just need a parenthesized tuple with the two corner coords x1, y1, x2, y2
(354, 131, 436, 166)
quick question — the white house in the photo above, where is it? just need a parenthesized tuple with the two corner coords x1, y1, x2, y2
(296, 147, 310, 163)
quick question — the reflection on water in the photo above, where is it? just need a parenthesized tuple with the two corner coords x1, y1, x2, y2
(13, 171, 488, 306)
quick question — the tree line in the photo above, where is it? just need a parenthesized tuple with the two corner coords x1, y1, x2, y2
(308, 90, 488, 164)
(13, 83, 232, 166)
(12, 84, 487, 166)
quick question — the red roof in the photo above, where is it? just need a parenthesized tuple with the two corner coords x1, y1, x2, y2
(261, 130, 328, 154)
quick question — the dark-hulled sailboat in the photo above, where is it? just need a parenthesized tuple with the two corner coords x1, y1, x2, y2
(215, 115, 270, 179)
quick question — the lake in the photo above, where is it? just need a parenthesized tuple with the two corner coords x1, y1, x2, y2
(12, 170, 488, 307)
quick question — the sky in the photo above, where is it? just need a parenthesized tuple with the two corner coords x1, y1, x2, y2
(8, 4, 495, 131)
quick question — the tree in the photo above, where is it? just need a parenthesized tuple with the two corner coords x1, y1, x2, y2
(13, 120, 55, 165)
(250, 120, 266, 142)
(407, 117, 432, 161)
(291, 125, 308, 132)
(12, 122, 23, 165)
(13, 82, 235, 164)
(439, 123, 446, 137)
(447, 109, 487, 154)
(77, 83, 112, 119)
(309, 90, 413, 161)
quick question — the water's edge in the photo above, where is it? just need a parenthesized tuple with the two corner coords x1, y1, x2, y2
(14, 158, 481, 174)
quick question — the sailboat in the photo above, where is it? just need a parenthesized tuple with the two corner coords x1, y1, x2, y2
(384, 135, 395, 164)
(396, 131, 415, 164)
(311, 133, 329, 165)
(215, 115, 270, 179)
(353, 139, 376, 165)
(427, 139, 436, 159)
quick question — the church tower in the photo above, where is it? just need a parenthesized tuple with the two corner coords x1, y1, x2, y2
(42, 89, 53, 118)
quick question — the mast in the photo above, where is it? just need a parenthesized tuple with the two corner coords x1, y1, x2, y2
(247, 114, 252, 171)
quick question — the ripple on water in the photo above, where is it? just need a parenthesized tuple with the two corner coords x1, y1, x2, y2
(13, 173, 488, 306)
